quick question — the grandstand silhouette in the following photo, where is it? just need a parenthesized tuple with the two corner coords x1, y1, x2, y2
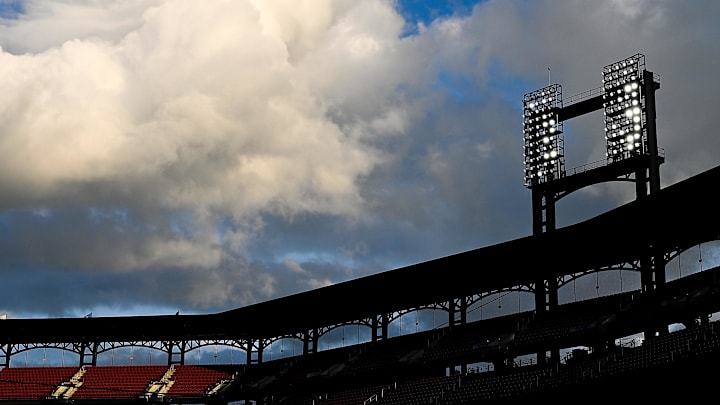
(2, 54, 720, 404)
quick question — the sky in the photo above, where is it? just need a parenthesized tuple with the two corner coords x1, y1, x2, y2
(1, 0, 719, 320)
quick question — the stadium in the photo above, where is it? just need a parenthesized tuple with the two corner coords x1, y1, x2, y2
(2, 53, 720, 404)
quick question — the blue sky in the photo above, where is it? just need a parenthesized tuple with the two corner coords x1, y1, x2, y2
(1, 0, 719, 320)
(0, 1, 22, 19)
(397, 0, 477, 34)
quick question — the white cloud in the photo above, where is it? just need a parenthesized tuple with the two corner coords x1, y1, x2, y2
(0, 0, 410, 311)
(0, 0, 162, 54)
(0, 0, 392, 215)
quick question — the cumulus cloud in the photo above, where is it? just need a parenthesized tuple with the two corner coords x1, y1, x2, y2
(0, 0, 718, 317)
(0, 0, 411, 314)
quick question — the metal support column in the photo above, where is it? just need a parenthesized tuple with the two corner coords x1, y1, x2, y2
(641, 69, 665, 340)
(532, 185, 559, 365)
(372, 313, 388, 342)
(79, 341, 97, 367)
(303, 328, 318, 356)
(449, 297, 467, 327)
(167, 340, 186, 366)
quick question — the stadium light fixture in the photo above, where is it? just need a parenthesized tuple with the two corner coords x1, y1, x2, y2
(602, 54, 646, 161)
(523, 84, 564, 187)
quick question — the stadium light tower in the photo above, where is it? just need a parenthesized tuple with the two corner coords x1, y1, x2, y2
(520, 53, 663, 364)
(602, 54, 647, 161)
(522, 84, 565, 187)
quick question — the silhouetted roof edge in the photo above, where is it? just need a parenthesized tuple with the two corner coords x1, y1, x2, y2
(2, 164, 719, 342)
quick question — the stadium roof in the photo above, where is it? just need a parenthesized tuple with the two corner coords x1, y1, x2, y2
(2, 164, 720, 343)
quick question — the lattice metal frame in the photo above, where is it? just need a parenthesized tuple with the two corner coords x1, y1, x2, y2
(523, 84, 565, 187)
(603, 53, 647, 161)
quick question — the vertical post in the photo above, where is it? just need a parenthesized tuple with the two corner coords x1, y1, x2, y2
(644, 70, 661, 195)
(645, 69, 665, 290)
(246, 340, 254, 365)
(372, 314, 388, 342)
(167, 340, 186, 366)
(532, 187, 558, 314)
(644, 69, 666, 339)
(303, 328, 318, 356)
(79, 341, 97, 367)
(638, 70, 663, 294)
(256, 339, 264, 364)
(449, 297, 467, 327)
(532, 185, 559, 365)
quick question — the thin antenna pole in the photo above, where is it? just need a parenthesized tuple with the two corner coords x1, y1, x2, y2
(548, 67, 551, 85)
